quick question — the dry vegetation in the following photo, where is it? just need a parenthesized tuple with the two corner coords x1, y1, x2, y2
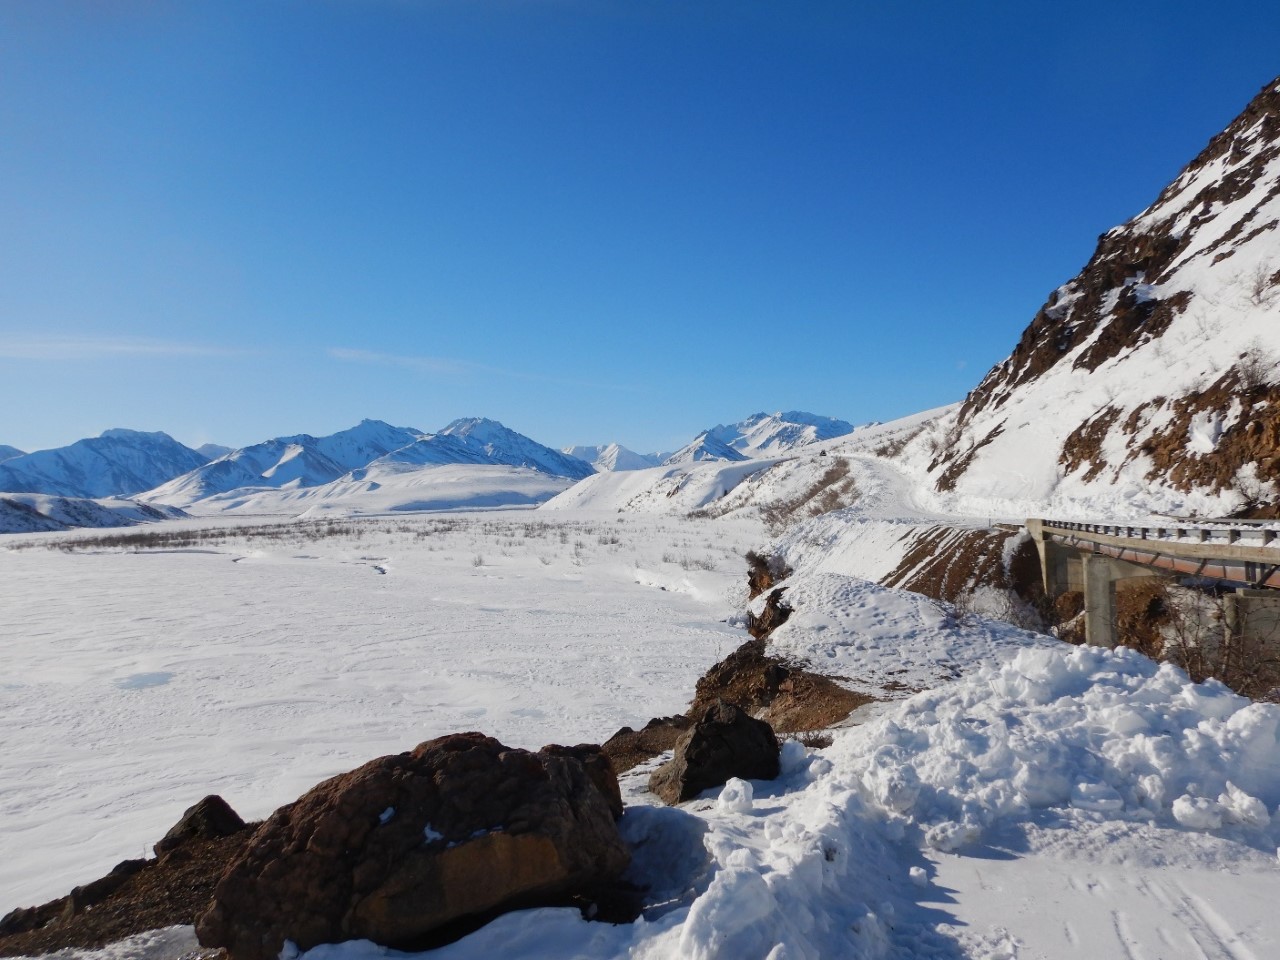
(758, 459, 859, 534)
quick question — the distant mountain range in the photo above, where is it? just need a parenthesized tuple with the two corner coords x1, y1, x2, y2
(0, 409, 857, 530)
(0, 445, 24, 463)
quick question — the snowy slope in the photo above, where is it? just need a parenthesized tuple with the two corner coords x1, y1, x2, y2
(0, 494, 186, 534)
(0, 430, 208, 499)
(910, 76, 1280, 519)
(181, 464, 574, 517)
(439, 418, 595, 479)
(0, 445, 24, 463)
(541, 458, 779, 513)
(708, 410, 856, 457)
(561, 443, 661, 472)
(142, 421, 423, 507)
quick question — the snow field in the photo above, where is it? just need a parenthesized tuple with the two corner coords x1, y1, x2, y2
(0, 512, 761, 915)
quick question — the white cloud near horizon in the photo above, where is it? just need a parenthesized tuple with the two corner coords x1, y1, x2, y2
(0, 336, 244, 360)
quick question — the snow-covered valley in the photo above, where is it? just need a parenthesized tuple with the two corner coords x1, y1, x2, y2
(5, 491, 1280, 960)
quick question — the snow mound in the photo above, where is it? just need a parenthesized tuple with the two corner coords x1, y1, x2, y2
(839, 643, 1280, 851)
(762, 573, 1057, 698)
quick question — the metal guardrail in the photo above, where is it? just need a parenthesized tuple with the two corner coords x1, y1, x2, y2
(1030, 518, 1280, 589)
(1041, 519, 1279, 549)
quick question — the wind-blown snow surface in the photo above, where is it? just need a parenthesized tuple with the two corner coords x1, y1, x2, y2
(543, 458, 781, 514)
(0, 512, 755, 917)
(6, 507, 1280, 958)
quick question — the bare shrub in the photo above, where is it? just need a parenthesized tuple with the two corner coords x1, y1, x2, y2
(1236, 337, 1273, 391)
(759, 459, 859, 533)
(873, 424, 925, 459)
(1247, 261, 1279, 307)
(1157, 583, 1280, 700)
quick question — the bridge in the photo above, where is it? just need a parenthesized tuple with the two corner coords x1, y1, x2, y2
(1025, 518, 1280, 649)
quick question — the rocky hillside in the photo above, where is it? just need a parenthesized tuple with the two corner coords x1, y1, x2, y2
(917, 77, 1280, 518)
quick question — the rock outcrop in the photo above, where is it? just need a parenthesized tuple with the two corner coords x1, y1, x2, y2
(649, 700, 780, 805)
(916, 76, 1280, 512)
(196, 733, 629, 960)
(154, 794, 246, 857)
(0, 799, 252, 958)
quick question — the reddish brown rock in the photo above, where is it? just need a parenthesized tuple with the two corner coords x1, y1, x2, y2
(648, 700, 780, 805)
(195, 733, 629, 960)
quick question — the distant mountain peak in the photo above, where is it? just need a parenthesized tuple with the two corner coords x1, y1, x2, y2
(663, 432, 749, 466)
(691, 410, 856, 461)
(562, 443, 662, 473)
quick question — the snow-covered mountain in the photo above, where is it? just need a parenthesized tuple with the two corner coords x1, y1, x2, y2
(437, 418, 595, 480)
(143, 420, 425, 507)
(662, 431, 749, 466)
(908, 76, 1280, 518)
(196, 443, 233, 460)
(140, 417, 594, 513)
(0, 429, 209, 499)
(707, 411, 856, 457)
(562, 443, 662, 472)
(0, 445, 24, 463)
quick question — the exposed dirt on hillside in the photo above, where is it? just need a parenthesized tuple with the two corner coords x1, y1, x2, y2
(882, 526, 1041, 607)
(1128, 373, 1280, 502)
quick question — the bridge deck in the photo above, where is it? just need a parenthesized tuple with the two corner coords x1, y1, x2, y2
(1027, 518, 1280, 590)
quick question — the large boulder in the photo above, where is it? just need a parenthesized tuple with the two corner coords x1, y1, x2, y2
(649, 699, 780, 804)
(196, 733, 629, 960)
(155, 794, 246, 856)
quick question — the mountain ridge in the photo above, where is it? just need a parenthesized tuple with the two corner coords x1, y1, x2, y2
(0, 430, 209, 500)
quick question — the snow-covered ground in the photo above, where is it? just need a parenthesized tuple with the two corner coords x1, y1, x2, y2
(7, 496, 1280, 960)
(0, 512, 758, 916)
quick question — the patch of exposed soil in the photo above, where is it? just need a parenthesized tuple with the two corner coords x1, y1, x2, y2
(744, 550, 792, 600)
(0, 831, 251, 958)
(882, 526, 1041, 606)
(1060, 405, 1124, 482)
(1126, 373, 1280, 501)
(691, 635, 873, 736)
(747, 586, 792, 639)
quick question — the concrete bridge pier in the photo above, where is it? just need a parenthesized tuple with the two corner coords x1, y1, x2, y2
(1225, 589, 1280, 654)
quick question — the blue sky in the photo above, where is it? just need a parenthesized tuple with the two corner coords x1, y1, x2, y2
(3, 1, 1279, 455)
